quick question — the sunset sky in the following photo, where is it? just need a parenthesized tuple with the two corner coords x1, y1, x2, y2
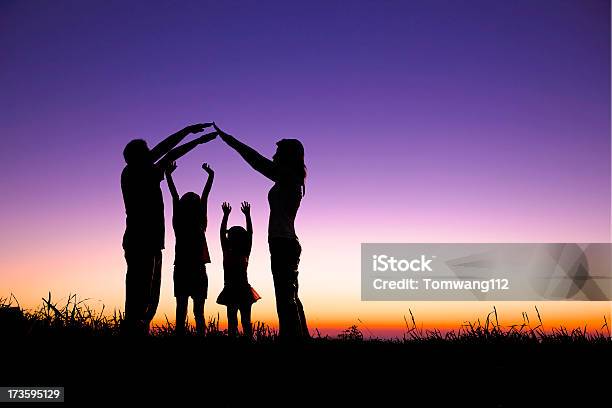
(1, 0, 610, 336)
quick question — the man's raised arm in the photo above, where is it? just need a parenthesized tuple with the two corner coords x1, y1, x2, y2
(150, 123, 213, 162)
(156, 132, 217, 172)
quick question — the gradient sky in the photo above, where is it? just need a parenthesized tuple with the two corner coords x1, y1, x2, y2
(1, 0, 610, 336)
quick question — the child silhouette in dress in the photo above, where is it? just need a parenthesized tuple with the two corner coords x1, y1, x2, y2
(165, 162, 214, 335)
(217, 201, 261, 338)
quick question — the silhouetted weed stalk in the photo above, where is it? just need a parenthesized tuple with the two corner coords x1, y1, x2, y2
(1, 293, 610, 344)
(0, 292, 276, 340)
(395, 306, 611, 345)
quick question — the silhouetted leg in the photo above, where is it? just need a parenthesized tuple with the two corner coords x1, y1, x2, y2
(239, 304, 253, 339)
(271, 273, 302, 338)
(271, 240, 293, 338)
(285, 277, 302, 338)
(270, 239, 292, 337)
(270, 238, 307, 339)
(295, 289, 309, 338)
(289, 242, 309, 338)
(227, 305, 239, 337)
(271, 270, 289, 336)
(175, 296, 188, 335)
(193, 296, 206, 336)
(123, 250, 154, 335)
(144, 251, 162, 329)
(289, 241, 310, 338)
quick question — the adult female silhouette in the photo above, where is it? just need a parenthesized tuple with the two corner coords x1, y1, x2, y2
(214, 124, 308, 339)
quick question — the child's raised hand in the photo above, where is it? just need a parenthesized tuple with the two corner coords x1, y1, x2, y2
(241, 201, 251, 215)
(202, 163, 214, 175)
(222, 202, 232, 215)
(165, 161, 177, 175)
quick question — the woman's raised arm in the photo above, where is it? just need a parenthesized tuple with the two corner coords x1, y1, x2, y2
(214, 124, 276, 181)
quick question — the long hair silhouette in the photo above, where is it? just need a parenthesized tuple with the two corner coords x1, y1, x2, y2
(274, 138, 307, 194)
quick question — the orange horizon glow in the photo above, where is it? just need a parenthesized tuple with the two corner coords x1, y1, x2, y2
(157, 301, 612, 335)
(3, 222, 611, 338)
(5, 287, 610, 337)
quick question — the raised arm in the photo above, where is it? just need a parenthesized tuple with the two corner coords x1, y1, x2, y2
(164, 162, 180, 206)
(214, 123, 276, 181)
(241, 201, 252, 235)
(220, 202, 231, 250)
(156, 132, 217, 172)
(150, 123, 212, 162)
(241, 201, 253, 254)
(201, 163, 214, 202)
(201, 163, 214, 230)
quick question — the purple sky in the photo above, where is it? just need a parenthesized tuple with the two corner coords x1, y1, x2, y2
(0, 0, 610, 329)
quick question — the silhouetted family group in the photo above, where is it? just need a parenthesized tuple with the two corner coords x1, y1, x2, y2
(120, 123, 308, 339)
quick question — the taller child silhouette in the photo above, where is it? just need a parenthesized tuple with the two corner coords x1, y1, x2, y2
(121, 124, 217, 334)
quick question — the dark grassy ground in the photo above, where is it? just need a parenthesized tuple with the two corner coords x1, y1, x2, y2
(4, 336, 611, 406)
(1, 294, 610, 406)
